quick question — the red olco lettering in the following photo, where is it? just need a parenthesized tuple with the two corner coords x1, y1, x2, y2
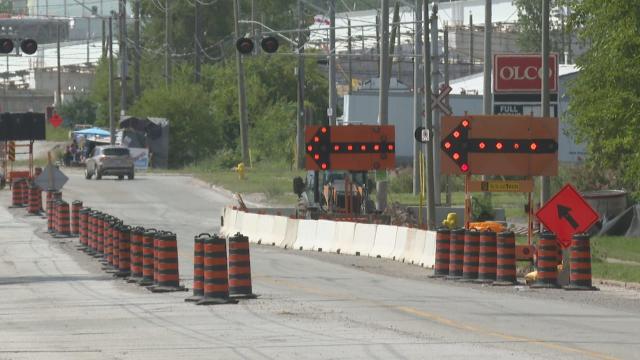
(493, 54, 558, 92)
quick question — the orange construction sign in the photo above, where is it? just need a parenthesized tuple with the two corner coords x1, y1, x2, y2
(305, 125, 395, 171)
(440, 115, 558, 176)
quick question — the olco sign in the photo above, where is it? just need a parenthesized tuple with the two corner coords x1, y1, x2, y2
(494, 54, 558, 93)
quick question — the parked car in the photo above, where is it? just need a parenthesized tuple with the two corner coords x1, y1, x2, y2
(84, 145, 135, 180)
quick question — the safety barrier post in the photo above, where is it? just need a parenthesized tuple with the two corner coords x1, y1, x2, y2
(186, 233, 208, 302)
(447, 228, 465, 279)
(112, 219, 122, 270)
(461, 230, 480, 281)
(128, 227, 145, 283)
(116, 224, 131, 278)
(102, 216, 114, 266)
(493, 231, 518, 286)
(476, 231, 497, 283)
(11, 179, 24, 207)
(564, 233, 598, 291)
(228, 233, 257, 299)
(197, 234, 237, 305)
(95, 213, 105, 257)
(79, 207, 91, 250)
(531, 232, 560, 288)
(138, 228, 156, 286)
(430, 228, 450, 278)
(55, 200, 71, 237)
(27, 182, 41, 215)
(71, 200, 82, 236)
(149, 231, 185, 292)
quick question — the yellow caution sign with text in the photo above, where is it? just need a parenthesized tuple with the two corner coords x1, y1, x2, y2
(467, 179, 534, 193)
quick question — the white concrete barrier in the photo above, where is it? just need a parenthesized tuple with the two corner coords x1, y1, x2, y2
(267, 215, 288, 246)
(241, 212, 261, 243)
(390, 226, 411, 262)
(370, 225, 398, 258)
(404, 229, 427, 265)
(231, 210, 245, 237)
(293, 219, 318, 250)
(315, 220, 338, 252)
(255, 214, 276, 245)
(279, 217, 299, 249)
(220, 207, 235, 236)
(333, 221, 356, 253)
(349, 223, 377, 256)
(419, 230, 437, 268)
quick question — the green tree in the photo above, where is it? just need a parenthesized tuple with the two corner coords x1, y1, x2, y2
(58, 95, 97, 127)
(129, 80, 221, 167)
(565, 1, 640, 196)
(514, 0, 567, 54)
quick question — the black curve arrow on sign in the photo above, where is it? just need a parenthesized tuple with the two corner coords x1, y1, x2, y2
(557, 204, 579, 229)
(440, 120, 558, 172)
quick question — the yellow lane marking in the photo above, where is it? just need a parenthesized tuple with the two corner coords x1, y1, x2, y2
(258, 275, 620, 360)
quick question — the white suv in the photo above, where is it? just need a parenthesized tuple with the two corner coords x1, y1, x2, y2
(85, 145, 135, 180)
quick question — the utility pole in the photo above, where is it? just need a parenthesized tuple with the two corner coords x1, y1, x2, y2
(56, 22, 61, 107)
(444, 24, 452, 206)
(483, 0, 491, 115)
(86, 16, 91, 65)
(423, 0, 435, 229)
(431, 5, 441, 205)
(377, 0, 390, 212)
(412, 0, 423, 195)
(119, 0, 127, 114)
(194, 0, 201, 83)
(387, 2, 400, 79)
(165, 0, 172, 87)
(541, 0, 551, 204)
(347, 19, 352, 93)
(328, 0, 336, 125)
(296, 0, 306, 170)
(233, 0, 250, 165)
(469, 13, 473, 74)
(102, 18, 106, 58)
(134, 0, 141, 97)
(108, 17, 115, 145)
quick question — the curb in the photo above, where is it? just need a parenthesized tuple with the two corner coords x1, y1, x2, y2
(593, 278, 640, 291)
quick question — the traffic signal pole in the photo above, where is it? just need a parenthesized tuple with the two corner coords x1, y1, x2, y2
(233, 0, 250, 165)
(541, 0, 551, 204)
(376, 0, 389, 212)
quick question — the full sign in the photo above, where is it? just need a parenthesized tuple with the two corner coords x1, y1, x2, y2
(440, 115, 558, 176)
(305, 125, 395, 171)
(493, 53, 558, 93)
(536, 184, 600, 248)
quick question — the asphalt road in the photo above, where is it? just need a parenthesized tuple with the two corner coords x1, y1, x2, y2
(0, 169, 639, 359)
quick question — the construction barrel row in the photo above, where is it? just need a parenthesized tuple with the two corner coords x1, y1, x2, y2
(432, 227, 595, 290)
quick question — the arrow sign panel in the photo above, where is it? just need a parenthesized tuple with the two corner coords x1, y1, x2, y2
(536, 184, 600, 248)
(305, 125, 395, 171)
(440, 115, 559, 176)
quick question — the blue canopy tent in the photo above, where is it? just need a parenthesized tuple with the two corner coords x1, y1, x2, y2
(73, 127, 110, 137)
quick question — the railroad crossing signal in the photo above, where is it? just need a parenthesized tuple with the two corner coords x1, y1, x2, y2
(305, 125, 395, 171)
(440, 115, 559, 176)
(432, 84, 452, 115)
(7, 141, 15, 161)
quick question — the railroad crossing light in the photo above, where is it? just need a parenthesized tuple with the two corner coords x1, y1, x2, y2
(260, 36, 279, 53)
(20, 39, 38, 55)
(235, 37, 254, 54)
(0, 38, 13, 54)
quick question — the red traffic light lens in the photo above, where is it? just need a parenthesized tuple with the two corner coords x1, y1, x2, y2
(479, 142, 486, 150)
(334, 145, 340, 151)
(235, 37, 254, 54)
(314, 154, 320, 160)
(0, 38, 14, 54)
(444, 141, 451, 150)
(461, 119, 470, 127)
(460, 163, 469, 172)
(452, 152, 460, 160)
(313, 136, 319, 143)
(347, 145, 353, 151)
(374, 144, 380, 151)
(514, 143, 520, 150)
(387, 144, 394, 151)
(306, 145, 312, 152)
(496, 142, 503, 150)
(261, 36, 279, 53)
(321, 163, 327, 170)
(321, 127, 327, 134)
(20, 39, 37, 55)
(453, 130, 460, 139)
(530, 142, 537, 151)
(360, 145, 366, 151)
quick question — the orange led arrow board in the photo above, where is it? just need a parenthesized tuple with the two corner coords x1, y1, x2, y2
(305, 125, 395, 171)
(440, 115, 558, 176)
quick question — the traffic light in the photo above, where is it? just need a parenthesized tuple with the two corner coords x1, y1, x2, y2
(236, 37, 254, 54)
(235, 36, 280, 54)
(260, 36, 279, 53)
(0, 39, 38, 55)
(0, 38, 13, 54)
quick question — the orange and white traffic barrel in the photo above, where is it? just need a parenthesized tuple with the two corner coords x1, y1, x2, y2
(531, 232, 560, 288)
(186, 233, 208, 302)
(431, 228, 450, 278)
(229, 233, 256, 299)
(128, 227, 145, 282)
(565, 233, 598, 291)
(493, 231, 518, 286)
(197, 234, 237, 305)
(447, 228, 465, 279)
(149, 231, 184, 292)
(71, 200, 82, 236)
(461, 230, 480, 281)
(476, 231, 497, 283)
(116, 224, 131, 278)
(138, 228, 156, 286)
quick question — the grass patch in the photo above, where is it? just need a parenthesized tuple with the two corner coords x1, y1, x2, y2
(46, 124, 71, 141)
(591, 236, 640, 263)
(592, 261, 640, 283)
(186, 160, 305, 205)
